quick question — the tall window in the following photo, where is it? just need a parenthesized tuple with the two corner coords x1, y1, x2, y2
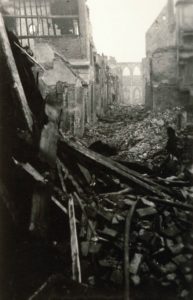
(2, 0, 80, 47)
(133, 66, 141, 76)
(123, 67, 131, 77)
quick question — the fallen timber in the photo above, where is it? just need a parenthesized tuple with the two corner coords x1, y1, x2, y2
(0, 17, 192, 300)
(59, 131, 191, 202)
(0, 13, 33, 132)
(14, 154, 193, 212)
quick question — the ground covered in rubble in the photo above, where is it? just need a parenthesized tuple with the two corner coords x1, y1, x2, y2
(1, 102, 193, 300)
(82, 105, 181, 162)
(0, 20, 193, 300)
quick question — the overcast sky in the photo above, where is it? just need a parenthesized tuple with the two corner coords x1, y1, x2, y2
(87, 0, 169, 62)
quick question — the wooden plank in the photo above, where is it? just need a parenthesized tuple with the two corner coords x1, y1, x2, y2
(51, 196, 68, 215)
(18, 35, 60, 39)
(73, 192, 97, 236)
(28, 280, 49, 300)
(13, 158, 46, 183)
(124, 201, 139, 300)
(58, 159, 84, 195)
(0, 13, 33, 132)
(59, 132, 170, 197)
(68, 195, 82, 283)
(56, 160, 67, 193)
(14, 42, 46, 71)
(3, 14, 79, 19)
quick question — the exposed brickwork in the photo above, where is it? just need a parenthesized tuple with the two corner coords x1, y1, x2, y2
(176, 0, 193, 95)
(2, 0, 123, 136)
(152, 48, 178, 85)
(144, 0, 179, 110)
(40, 36, 86, 61)
(146, 5, 176, 56)
(144, 0, 193, 113)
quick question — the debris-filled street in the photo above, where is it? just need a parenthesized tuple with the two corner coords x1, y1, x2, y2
(0, 0, 193, 300)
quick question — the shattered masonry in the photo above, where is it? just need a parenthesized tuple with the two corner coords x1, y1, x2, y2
(1, 0, 122, 137)
(143, 0, 193, 122)
(0, 1, 193, 300)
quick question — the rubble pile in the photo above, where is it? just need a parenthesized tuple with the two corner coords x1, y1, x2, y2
(11, 134, 193, 300)
(0, 24, 193, 300)
(83, 105, 182, 162)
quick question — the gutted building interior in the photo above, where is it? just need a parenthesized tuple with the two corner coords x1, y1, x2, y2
(0, 1, 193, 300)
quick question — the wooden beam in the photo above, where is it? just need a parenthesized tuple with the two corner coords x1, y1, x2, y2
(59, 132, 171, 197)
(124, 201, 139, 300)
(0, 13, 33, 132)
(3, 14, 79, 19)
(13, 158, 46, 183)
(51, 196, 68, 215)
(68, 195, 82, 283)
(18, 34, 79, 39)
(14, 42, 46, 71)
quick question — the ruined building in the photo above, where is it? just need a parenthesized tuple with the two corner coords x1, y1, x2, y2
(1, 0, 121, 136)
(2, 0, 95, 80)
(117, 62, 144, 105)
(107, 58, 144, 106)
(144, 0, 193, 119)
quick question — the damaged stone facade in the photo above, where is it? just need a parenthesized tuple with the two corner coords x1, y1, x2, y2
(176, 0, 193, 119)
(144, 0, 193, 115)
(1, 3, 193, 299)
(117, 62, 144, 105)
(2, 0, 121, 137)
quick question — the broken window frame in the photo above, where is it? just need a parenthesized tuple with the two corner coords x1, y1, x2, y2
(2, 0, 80, 47)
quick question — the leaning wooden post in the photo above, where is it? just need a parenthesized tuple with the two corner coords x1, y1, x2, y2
(0, 12, 33, 132)
(68, 195, 82, 283)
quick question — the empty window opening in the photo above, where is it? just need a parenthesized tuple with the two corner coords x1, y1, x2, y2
(2, 0, 80, 47)
(133, 66, 141, 76)
(123, 67, 131, 77)
(133, 88, 141, 100)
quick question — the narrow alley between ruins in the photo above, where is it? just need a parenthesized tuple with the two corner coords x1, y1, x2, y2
(0, 0, 193, 300)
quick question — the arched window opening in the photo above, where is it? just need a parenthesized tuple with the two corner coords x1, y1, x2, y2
(133, 66, 141, 76)
(123, 67, 131, 77)
(133, 88, 141, 100)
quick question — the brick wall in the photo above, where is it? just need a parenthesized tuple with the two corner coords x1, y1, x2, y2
(152, 48, 178, 85)
(176, 0, 193, 98)
(38, 36, 86, 61)
(153, 86, 180, 110)
(146, 5, 176, 56)
(145, 0, 193, 112)
(144, 1, 179, 110)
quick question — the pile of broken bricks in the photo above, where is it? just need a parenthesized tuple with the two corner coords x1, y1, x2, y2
(1, 26, 193, 300)
(83, 105, 184, 163)
(15, 135, 193, 300)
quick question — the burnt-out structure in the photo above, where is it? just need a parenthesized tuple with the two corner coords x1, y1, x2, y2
(0, 1, 193, 299)
(144, 0, 193, 119)
(2, 0, 90, 62)
(94, 54, 121, 116)
(176, 0, 193, 116)
(1, 0, 121, 137)
(117, 62, 144, 105)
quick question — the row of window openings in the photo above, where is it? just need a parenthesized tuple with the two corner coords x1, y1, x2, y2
(123, 67, 141, 77)
(5, 0, 80, 37)
(16, 18, 80, 36)
(11, 0, 78, 16)
(124, 89, 142, 100)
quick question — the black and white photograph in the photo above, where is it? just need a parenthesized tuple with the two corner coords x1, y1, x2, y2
(0, 0, 193, 299)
